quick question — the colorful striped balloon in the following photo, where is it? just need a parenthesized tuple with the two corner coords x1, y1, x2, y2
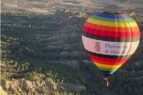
(82, 12, 140, 77)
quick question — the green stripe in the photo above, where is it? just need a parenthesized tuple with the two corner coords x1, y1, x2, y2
(97, 66, 117, 72)
(91, 15, 134, 22)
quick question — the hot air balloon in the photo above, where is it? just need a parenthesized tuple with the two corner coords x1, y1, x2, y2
(82, 12, 140, 87)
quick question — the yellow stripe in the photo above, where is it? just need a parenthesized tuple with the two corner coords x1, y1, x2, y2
(97, 66, 117, 72)
(94, 62, 122, 69)
(96, 64, 122, 72)
(87, 18, 137, 27)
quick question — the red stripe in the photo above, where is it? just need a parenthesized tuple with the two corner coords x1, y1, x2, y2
(89, 53, 129, 65)
(83, 22, 140, 38)
(83, 25, 140, 38)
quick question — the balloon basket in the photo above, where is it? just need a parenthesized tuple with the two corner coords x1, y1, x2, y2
(103, 77, 109, 87)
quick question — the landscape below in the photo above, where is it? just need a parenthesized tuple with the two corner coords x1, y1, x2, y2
(1, 8, 143, 95)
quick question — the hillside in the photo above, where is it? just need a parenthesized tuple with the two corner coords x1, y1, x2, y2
(1, 0, 143, 94)
(1, 9, 143, 95)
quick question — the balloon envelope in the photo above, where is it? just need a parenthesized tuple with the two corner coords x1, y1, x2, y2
(82, 12, 140, 77)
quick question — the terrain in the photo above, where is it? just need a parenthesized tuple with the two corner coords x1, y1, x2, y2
(1, 0, 143, 95)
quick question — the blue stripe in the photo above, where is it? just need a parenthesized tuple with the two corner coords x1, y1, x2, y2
(100, 70, 115, 75)
(94, 13, 129, 19)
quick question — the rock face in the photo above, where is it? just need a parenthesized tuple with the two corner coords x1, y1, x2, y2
(45, 78, 57, 91)
(0, 86, 8, 95)
(1, 79, 86, 95)
(57, 82, 86, 92)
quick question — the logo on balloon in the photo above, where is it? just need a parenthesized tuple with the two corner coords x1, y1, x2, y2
(95, 42, 100, 52)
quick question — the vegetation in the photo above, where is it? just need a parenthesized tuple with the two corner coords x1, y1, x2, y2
(1, 10, 143, 95)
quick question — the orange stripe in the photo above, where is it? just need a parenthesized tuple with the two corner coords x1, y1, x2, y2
(84, 22, 139, 32)
(90, 57, 125, 65)
(94, 62, 122, 69)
